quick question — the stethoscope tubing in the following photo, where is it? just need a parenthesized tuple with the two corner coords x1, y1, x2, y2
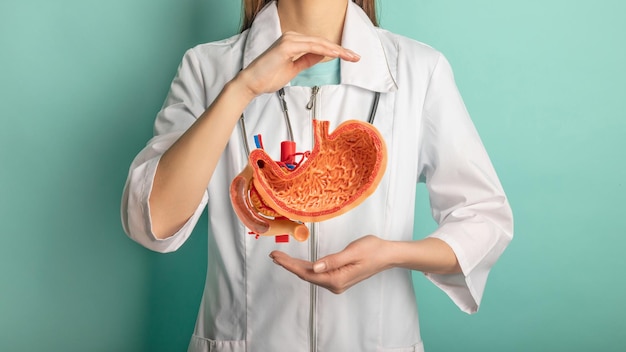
(239, 88, 381, 156)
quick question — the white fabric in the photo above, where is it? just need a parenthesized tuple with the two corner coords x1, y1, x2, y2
(121, 1, 513, 351)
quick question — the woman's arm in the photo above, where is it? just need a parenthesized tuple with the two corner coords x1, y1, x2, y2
(270, 235, 460, 294)
(388, 237, 461, 274)
(148, 78, 252, 239)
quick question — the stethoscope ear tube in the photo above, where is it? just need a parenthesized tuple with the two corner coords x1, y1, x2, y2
(278, 88, 295, 142)
(368, 92, 381, 124)
(239, 114, 252, 156)
(239, 88, 381, 156)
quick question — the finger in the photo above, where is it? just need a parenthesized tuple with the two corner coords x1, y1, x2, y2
(277, 33, 361, 62)
(271, 251, 358, 293)
(270, 252, 341, 289)
(292, 53, 325, 72)
(270, 251, 314, 278)
(313, 248, 356, 273)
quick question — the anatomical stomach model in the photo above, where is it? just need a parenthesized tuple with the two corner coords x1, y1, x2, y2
(230, 119, 387, 242)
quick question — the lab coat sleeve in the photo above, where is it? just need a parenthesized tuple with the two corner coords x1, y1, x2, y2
(121, 48, 209, 253)
(417, 54, 514, 314)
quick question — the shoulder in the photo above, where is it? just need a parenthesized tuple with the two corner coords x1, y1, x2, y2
(189, 31, 248, 60)
(176, 31, 249, 83)
(178, 32, 249, 73)
(374, 28, 447, 90)
(375, 28, 442, 68)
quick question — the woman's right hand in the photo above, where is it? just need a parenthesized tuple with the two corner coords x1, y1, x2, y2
(234, 31, 360, 99)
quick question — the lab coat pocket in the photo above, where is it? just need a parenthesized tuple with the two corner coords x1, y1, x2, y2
(378, 340, 425, 352)
(187, 335, 246, 352)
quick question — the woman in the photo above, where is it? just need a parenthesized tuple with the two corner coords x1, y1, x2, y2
(121, 0, 513, 351)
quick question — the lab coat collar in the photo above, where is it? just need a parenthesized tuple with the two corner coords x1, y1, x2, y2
(243, 1, 398, 93)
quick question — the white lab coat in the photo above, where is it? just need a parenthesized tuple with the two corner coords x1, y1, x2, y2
(121, 2, 513, 351)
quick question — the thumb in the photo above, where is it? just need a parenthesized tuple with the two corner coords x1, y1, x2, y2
(313, 250, 354, 273)
(292, 53, 325, 72)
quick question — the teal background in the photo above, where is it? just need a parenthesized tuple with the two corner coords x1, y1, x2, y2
(0, 0, 624, 351)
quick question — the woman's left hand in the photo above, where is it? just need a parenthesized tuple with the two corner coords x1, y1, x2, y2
(270, 235, 393, 294)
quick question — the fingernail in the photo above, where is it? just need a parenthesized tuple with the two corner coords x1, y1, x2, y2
(347, 50, 360, 59)
(269, 254, 277, 263)
(313, 262, 326, 273)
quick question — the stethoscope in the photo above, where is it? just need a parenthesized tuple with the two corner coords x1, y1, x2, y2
(238, 86, 381, 159)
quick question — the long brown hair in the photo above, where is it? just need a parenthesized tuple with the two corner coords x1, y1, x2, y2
(241, 0, 378, 32)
